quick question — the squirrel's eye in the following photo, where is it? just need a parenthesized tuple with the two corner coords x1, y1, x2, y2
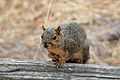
(52, 35, 56, 40)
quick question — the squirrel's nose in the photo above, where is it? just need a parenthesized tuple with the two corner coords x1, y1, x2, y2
(44, 42, 49, 48)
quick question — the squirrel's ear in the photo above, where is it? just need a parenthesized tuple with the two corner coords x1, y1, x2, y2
(56, 26, 61, 35)
(42, 25, 46, 31)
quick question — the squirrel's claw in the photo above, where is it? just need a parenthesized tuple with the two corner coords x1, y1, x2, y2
(55, 61, 62, 68)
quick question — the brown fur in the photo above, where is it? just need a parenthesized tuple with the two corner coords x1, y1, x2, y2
(47, 42, 88, 68)
(47, 43, 66, 68)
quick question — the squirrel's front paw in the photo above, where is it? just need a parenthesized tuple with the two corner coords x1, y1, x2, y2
(55, 61, 62, 68)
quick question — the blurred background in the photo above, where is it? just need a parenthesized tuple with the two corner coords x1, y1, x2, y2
(0, 0, 120, 65)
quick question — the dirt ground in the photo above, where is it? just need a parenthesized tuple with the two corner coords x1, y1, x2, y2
(0, 0, 120, 66)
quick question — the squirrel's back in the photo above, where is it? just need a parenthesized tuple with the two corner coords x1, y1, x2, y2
(60, 22, 87, 54)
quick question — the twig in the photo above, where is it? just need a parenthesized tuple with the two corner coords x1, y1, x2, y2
(44, 0, 56, 27)
(34, 0, 56, 60)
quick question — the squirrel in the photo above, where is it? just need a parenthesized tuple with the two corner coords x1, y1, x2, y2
(41, 22, 90, 68)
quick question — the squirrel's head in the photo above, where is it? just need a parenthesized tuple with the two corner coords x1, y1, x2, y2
(41, 25, 61, 49)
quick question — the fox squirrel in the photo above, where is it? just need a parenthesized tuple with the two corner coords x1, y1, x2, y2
(41, 22, 90, 68)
